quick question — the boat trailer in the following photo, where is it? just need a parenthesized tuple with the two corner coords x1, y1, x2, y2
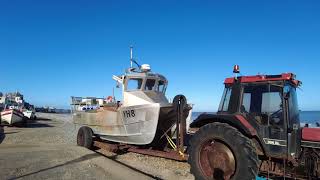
(93, 141, 188, 161)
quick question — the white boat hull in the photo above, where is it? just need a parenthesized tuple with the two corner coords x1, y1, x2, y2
(1, 110, 24, 125)
(23, 111, 35, 119)
(73, 103, 161, 145)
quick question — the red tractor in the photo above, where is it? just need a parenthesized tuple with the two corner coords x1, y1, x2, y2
(188, 66, 320, 180)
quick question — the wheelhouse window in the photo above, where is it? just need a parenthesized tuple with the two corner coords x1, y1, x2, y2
(218, 87, 232, 112)
(157, 80, 166, 93)
(127, 78, 143, 91)
(145, 79, 156, 91)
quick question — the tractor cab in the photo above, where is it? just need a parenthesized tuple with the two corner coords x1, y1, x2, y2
(220, 71, 302, 159)
(189, 66, 320, 179)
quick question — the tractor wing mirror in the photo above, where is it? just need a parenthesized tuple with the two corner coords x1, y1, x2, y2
(284, 92, 290, 99)
(283, 86, 290, 99)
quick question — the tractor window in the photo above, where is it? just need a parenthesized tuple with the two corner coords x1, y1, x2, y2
(286, 85, 300, 128)
(264, 86, 283, 127)
(242, 84, 283, 126)
(242, 93, 251, 112)
(262, 92, 282, 113)
(242, 85, 268, 115)
(218, 87, 232, 112)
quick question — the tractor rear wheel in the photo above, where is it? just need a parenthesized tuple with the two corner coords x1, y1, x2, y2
(77, 126, 93, 149)
(188, 122, 259, 180)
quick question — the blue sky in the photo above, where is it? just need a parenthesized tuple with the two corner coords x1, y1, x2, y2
(0, 0, 320, 111)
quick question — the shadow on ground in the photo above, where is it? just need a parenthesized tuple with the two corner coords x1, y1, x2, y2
(95, 151, 162, 180)
(0, 126, 4, 144)
(24, 122, 53, 128)
(21, 117, 54, 128)
(4, 131, 19, 135)
(8, 153, 100, 180)
(34, 117, 52, 121)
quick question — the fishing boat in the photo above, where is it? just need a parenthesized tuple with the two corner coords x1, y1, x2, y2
(1, 109, 24, 125)
(23, 110, 36, 119)
(71, 47, 193, 145)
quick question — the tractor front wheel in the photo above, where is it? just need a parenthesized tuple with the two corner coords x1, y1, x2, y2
(188, 122, 259, 180)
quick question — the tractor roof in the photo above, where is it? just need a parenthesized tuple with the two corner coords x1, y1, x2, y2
(224, 73, 301, 87)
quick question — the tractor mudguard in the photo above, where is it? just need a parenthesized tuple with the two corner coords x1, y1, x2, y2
(190, 113, 257, 138)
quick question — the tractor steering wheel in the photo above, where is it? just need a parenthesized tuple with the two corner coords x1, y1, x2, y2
(270, 109, 282, 118)
(269, 109, 283, 125)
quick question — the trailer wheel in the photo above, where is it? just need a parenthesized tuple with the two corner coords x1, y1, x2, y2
(77, 126, 93, 149)
(188, 123, 258, 180)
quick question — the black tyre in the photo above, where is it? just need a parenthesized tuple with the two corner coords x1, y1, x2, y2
(188, 122, 259, 180)
(77, 126, 93, 149)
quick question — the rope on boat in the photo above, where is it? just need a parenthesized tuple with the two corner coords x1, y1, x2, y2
(164, 132, 185, 158)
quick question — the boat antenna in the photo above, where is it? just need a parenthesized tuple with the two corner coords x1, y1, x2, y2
(130, 45, 133, 68)
(128, 45, 141, 70)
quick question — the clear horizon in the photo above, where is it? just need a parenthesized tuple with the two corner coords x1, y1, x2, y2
(1, 1, 320, 112)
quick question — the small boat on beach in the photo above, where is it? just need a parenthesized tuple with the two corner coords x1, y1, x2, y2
(0, 91, 36, 125)
(1, 109, 24, 125)
(23, 110, 36, 119)
(22, 103, 36, 119)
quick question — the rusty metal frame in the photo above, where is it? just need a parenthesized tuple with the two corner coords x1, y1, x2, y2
(94, 141, 188, 161)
